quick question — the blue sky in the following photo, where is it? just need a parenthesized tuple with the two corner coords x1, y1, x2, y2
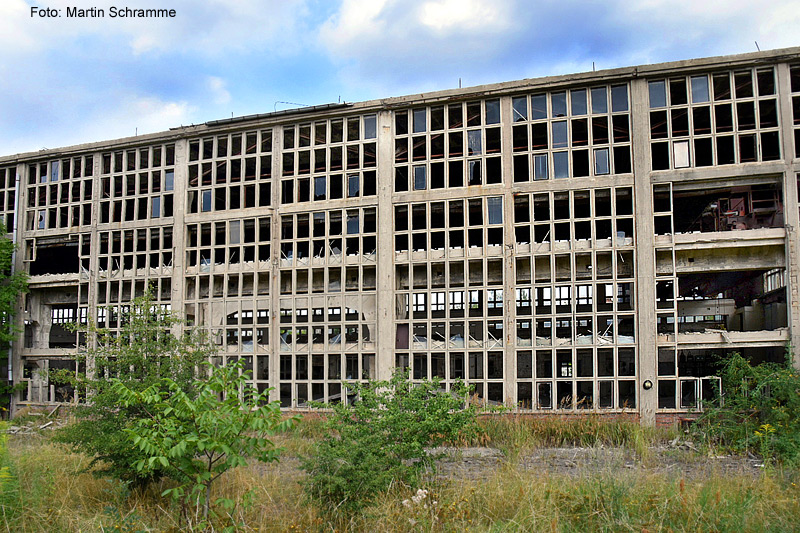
(1, 0, 799, 155)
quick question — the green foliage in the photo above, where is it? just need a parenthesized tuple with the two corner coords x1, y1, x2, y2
(0, 223, 28, 411)
(113, 359, 297, 525)
(0, 421, 21, 526)
(692, 352, 800, 464)
(52, 289, 215, 486)
(0, 223, 27, 346)
(301, 369, 481, 513)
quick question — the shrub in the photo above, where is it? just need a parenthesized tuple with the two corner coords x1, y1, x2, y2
(692, 352, 800, 464)
(114, 359, 297, 526)
(52, 290, 214, 487)
(301, 369, 481, 513)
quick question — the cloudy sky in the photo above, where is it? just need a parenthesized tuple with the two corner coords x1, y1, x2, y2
(1, 0, 799, 155)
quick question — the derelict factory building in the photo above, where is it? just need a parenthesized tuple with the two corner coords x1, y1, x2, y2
(3, 47, 800, 426)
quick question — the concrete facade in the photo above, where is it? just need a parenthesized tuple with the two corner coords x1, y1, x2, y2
(3, 48, 800, 424)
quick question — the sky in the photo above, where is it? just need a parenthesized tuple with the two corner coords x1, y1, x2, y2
(1, 0, 799, 156)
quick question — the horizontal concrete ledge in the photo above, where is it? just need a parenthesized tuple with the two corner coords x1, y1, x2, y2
(666, 227, 786, 249)
(659, 328, 788, 348)
(27, 273, 81, 287)
(22, 349, 78, 358)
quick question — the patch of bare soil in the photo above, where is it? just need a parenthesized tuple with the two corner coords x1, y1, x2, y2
(432, 445, 766, 480)
(258, 443, 765, 482)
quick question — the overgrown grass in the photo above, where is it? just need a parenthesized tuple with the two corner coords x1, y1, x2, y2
(477, 414, 676, 458)
(2, 430, 798, 532)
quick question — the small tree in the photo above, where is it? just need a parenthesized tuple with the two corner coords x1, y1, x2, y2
(52, 290, 215, 486)
(692, 352, 800, 464)
(301, 369, 481, 512)
(113, 359, 296, 525)
(0, 223, 27, 412)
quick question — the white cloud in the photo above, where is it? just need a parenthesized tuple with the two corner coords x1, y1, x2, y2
(318, 0, 521, 93)
(112, 96, 193, 135)
(0, 0, 310, 58)
(317, 0, 800, 97)
(0, 1, 39, 52)
(419, 0, 511, 32)
(207, 76, 231, 106)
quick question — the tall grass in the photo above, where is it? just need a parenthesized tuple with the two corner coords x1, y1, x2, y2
(2, 432, 797, 532)
(477, 414, 676, 457)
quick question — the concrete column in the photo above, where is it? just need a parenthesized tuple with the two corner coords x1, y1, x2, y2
(83, 152, 102, 382)
(269, 127, 282, 401)
(630, 77, 657, 425)
(10, 163, 27, 413)
(776, 63, 800, 368)
(500, 96, 517, 405)
(376, 110, 395, 380)
(171, 140, 188, 340)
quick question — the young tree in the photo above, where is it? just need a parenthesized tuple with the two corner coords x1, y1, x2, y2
(52, 290, 215, 486)
(113, 359, 295, 525)
(0, 223, 27, 411)
(301, 369, 481, 512)
(692, 352, 800, 464)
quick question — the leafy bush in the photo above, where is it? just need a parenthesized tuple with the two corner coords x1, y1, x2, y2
(301, 369, 481, 513)
(0, 222, 28, 412)
(692, 352, 800, 463)
(114, 359, 296, 525)
(52, 290, 214, 487)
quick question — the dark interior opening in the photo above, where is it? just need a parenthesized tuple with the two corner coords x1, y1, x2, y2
(30, 241, 79, 275)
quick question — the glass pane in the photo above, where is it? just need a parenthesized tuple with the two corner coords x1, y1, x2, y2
(413, 166, 426, 190)
(591, 87, 608, 114)
(534, 154, 548, 180)
(487, 197, 503, 224)
(552, 121, 568, 148)
(467, 130, 482, 155)
(611, 85, 628, 112)
(552, 92, 567, 117)
(532, 94, 548, 119)
(649, 80, 667, 108)
(571, 89, 587, 115)
(594, 149, 609, 175)
(347, 174, 359, 197)
(512, 97, 528, 122)
(363, 115, 377, 139)
(554, 152, 569, 179)
(413, 108, 426, 133)
(673, 141, 690, 168)
(485, 99, 500, 124)
(691, 76, 709, 103)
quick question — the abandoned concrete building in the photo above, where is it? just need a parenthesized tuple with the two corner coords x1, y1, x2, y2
(3, 47, 800, 425)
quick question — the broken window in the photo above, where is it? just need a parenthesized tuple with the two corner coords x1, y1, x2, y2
(513, 96, 527, 122)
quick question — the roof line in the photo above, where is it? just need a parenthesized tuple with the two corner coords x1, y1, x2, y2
(191, 102, 353, 129)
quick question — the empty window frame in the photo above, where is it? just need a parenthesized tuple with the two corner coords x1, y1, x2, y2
(648, 68, 780, 170)
(511, 84, 631, 182)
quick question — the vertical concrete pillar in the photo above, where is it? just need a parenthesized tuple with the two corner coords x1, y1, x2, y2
(269, 127, 282, 401)
(376, 109, 395, 380)
(10, 162, 27, 413)
(171, 140, 188, 340)
(630, 78, 657, 425)
(500, 96, 517, 405)
(776, 63, 800, 367)
(83, 152, 102, 382)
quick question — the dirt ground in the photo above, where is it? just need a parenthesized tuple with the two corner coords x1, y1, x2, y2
(258, 443, 766, 482)
(11, 422, 765, 482)
(432, 445, 766, 480)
